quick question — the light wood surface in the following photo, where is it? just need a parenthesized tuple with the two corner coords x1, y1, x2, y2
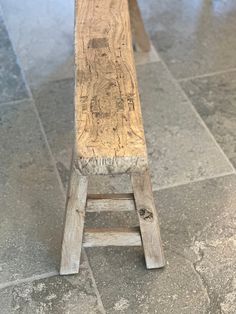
(83, 227, 142, 247)
(74, 0, 147, 175)
(128, 0, 151, 52)
(60, 165, 88, 275)
(132, 171, 165, 269)
(87, 197, 135, 212)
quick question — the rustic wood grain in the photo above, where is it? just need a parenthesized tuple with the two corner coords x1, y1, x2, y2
(128, 0, 151, 52)
(87, 193, 134, 212)
(131, 171, 165, 269)
(60, 165, 88, 275)
(74, 0, 148, 175)
(87, 198, 135, 212)
(83, 227, 142, 247)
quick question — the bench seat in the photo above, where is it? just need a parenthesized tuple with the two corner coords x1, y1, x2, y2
(74, 0, 148, 175)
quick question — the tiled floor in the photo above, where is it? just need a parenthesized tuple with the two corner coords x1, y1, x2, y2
(0, 0, 236, 313)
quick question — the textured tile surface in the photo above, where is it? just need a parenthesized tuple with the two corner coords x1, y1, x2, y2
(0, 263, 103, 314)
(138, 0, 236, 79)
(86, 174, 236, 314)
(0, 99, 102, 311)
(181, 70, 236, 169)
(32, 63, 233, 191)
(0, 99, 65, 282)
(137, 62, 233, 189)
(0, 0, 74, 85)
(0, 14, 28, 104)
(31, 79, 74, 188)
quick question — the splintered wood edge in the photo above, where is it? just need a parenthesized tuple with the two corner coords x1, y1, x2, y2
(83, 227, 142, 247)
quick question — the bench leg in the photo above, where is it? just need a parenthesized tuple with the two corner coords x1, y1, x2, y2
(60, 164, 88, 275)
(128, 0, 151, 52)
(131, 170, 165, 269)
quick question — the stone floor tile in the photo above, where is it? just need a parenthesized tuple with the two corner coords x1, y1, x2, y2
(86, 174, 236, 314)
(31, 79, 74, 187)
(31, 79, 83, 192)
(32, 62, 234, 191)
(137, 62, 233, 189)
(180, 70, 236, 169)
(0, 0, 74, 86)
(0, 261, 103, 314)
(138, 0, 236, 79)
(0, 99, 65, 283)
(88, 248, 208, 314)
(0, 14, 28, 104)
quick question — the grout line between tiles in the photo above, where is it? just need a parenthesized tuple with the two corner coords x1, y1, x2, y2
(154, 171, 235, 193)
(177, 67, 236, 82)
(0, 97, 31, 108)
(83, 250, 106, 314)
(29, 76, 74, 90)
(149, 46, 236, 174)
(0, 263, 88, 291)
(0, 272, 58, 290)
(0, 265, 87, 291)
(0, 10, 106, 313)
(181, 96, 236, 173)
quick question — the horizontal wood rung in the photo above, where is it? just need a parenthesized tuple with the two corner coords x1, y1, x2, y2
(86, 197, 135, 212)
(87, 193, 134, 200)
(83, 227, 142, 247)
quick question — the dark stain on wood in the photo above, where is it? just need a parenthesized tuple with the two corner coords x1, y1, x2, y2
(88, 37, 109, 49)
(138, 208, 154, 222)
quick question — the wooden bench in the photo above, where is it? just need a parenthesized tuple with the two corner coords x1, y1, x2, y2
(60, 0, 165, 275)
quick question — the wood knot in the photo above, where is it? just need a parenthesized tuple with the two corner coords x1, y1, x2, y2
(138, 208, 153, 221)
